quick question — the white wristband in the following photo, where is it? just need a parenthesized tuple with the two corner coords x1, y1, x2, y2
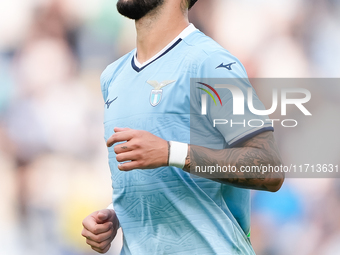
(168, 141, 188, 169)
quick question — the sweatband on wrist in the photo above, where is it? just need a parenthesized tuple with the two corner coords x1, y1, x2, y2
(168, 141, 188, 169)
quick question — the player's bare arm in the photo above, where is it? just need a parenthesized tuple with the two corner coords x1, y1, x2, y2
(183, 131, 284, 192)
(107, 128, 284, 192)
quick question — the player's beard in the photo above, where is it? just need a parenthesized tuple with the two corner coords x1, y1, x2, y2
(117, 0, 165, 20)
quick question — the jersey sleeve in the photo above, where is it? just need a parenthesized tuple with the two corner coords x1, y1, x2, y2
(100, 52, 133, 102)
(100, 66, 112, 102)
(196, 50, 274, 147)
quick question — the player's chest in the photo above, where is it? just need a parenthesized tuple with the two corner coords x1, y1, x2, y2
(104, 70, 190, 122)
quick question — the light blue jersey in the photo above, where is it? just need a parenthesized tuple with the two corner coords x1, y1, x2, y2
(101, 24, 272, 255)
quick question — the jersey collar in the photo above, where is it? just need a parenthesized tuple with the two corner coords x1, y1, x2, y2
(132, 24, 197, 72)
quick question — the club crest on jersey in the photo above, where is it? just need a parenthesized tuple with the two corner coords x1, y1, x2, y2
(147, 80, 176, 107)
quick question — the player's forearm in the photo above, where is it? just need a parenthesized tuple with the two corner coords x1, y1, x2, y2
(182, 132, 284, 192)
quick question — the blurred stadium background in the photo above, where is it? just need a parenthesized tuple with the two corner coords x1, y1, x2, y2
(1, 0, 340, 254)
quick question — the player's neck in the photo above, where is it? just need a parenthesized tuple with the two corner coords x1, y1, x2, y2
(135, 3, 189, 64)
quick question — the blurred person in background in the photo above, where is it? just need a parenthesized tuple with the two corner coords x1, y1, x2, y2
(4, 1, 77, 252)
(81, 0, 284, 254)
(1, 0, 105, 254)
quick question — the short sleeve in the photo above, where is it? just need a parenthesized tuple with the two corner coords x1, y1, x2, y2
(100, 67, 111, 102)
(100, 52, 133, 103)
(196, 50, 273, 147)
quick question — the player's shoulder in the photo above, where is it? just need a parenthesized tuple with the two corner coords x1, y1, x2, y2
(183, 31, 230, 60)
(101, 51, 133, 84)
(100, 51, 133, 101)
(183, 30, 247, 77)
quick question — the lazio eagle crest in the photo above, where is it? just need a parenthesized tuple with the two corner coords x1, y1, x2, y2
(147, 80, 176, 106)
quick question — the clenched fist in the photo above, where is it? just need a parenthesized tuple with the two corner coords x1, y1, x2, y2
(81, 209, 119, 254)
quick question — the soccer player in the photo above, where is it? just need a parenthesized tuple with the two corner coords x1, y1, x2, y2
(81, 0, 284, 254)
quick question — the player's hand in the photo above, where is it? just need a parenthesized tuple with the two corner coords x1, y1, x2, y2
(107, 127, 168, 171)
(81, 209, 119, 254)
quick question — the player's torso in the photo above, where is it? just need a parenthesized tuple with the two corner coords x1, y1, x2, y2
(103, 34, 254, 255)
(104, 47, 214, 254)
